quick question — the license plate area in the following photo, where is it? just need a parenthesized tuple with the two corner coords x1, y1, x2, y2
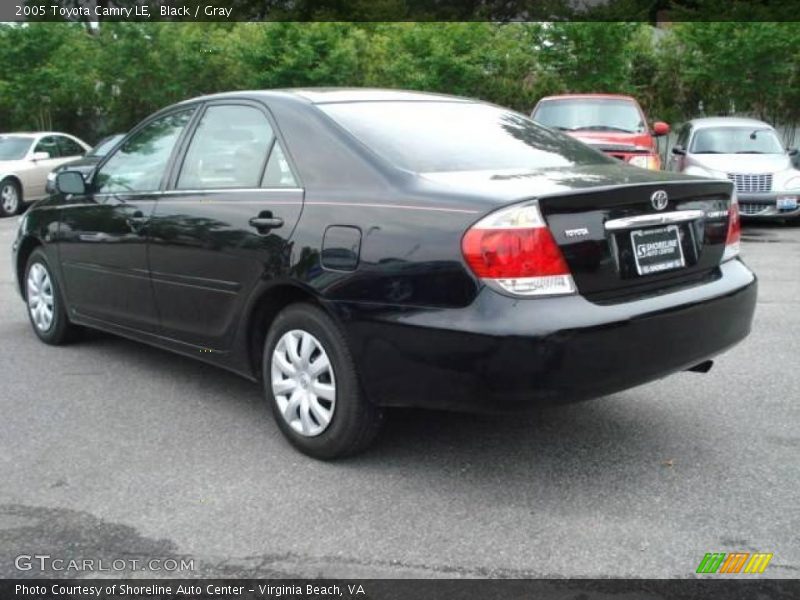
(777, 196, 798, 211)
(630, 224, 686, 276)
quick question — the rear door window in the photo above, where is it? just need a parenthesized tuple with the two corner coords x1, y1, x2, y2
(177, 104, 275, 189)
(261, 142, 297, 187)
(57, 136, 85, 157)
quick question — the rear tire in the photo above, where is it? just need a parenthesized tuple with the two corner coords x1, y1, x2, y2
(263, 303, 384, 459)
(24, 248, 80, 345)
(0, 178, 21, 217)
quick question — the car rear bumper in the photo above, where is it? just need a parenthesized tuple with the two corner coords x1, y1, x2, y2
(334, 259, 757, 412)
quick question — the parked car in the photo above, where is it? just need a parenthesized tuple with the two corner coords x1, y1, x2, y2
(13, 89, 756, 458)
(45, 134, 124, 194)
(531, 94, 669, 170)
(667, 117, 800, 219)
(0, 132, 90, 217)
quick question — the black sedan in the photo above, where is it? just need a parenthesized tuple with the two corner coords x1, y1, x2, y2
(13, 89, 757, 458)
(45, 134, 125, 194)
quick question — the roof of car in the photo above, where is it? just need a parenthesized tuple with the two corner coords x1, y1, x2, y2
(0, 131, 75, 137)
(537, 94, 637, 102)
(0, 132, 51, 138)
(283, 88, 472, 104)
(688, 117, 773, 129)
(179, 88, 475, 107)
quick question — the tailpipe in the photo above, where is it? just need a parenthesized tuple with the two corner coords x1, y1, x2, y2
(686, 360, 714, 374)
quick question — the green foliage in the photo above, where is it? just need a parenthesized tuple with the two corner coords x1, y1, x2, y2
(661, 22, 800, 125)
(0, 22, 797, 143)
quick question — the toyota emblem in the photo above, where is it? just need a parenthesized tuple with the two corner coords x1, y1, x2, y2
(651, 190, 669, 211)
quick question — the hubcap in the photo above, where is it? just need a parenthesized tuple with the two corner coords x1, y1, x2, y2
(1, 184, 19, 214)
(271, 329, 336, 437)
(27, 263, 55, 332)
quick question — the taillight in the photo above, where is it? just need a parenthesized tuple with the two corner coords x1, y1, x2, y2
(722, 190, 741, 262)
(628, 154, 661, 170)
(461, 202, 576, 297)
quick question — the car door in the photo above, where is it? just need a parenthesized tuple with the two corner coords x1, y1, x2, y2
(57, 108, 196, 332)
(27, 136, 63, 199)
(147, 100, 303, 350)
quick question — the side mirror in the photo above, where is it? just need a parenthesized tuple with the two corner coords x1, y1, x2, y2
(31, 151, 50, 161)
(56, 171, 86, 195)
(671, 145, 686, 156)
(788, 147, 798, 156)
(652, 122, 670, 137)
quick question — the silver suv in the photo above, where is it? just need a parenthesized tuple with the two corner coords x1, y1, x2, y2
(667, 117, 800, 219)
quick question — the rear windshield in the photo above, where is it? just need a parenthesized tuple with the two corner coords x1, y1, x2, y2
(320, 101, 610, 173)
(0, 136, 33, 160)
(532, 98, 646, 134)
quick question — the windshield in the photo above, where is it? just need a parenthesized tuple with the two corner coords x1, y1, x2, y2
(690, 127, 784, 154)
(0, 136, 33, 160)
(320, 101, 610, 173)
(532, 98, 646, 134)
(89, 134, 124, 157)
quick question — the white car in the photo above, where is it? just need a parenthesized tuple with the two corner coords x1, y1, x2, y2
(667, 117, 800, 219)
(0, 132, 91, 217)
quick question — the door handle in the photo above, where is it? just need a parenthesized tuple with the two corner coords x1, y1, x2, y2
(249, 212, 284, 231)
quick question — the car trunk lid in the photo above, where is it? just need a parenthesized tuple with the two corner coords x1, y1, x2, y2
(538, 180, 733, 301)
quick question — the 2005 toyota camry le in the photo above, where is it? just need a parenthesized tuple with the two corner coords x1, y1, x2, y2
(12, 89, 757, 458)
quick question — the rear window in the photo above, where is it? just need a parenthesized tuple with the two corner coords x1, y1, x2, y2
(320, 101, 609, 173)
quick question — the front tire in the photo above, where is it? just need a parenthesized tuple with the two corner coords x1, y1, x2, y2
(0, 178, 21, 217)
(263, 303, 384, 459)
(24, 248, 80, 345)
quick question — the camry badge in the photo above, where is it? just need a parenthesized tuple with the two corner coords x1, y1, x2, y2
(651, 190, 669, 211)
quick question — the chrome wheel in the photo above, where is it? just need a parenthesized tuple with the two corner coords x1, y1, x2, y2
(27, 263, 55, 332)
(1, 183, 19, 214)
(271, 329, 336, 437)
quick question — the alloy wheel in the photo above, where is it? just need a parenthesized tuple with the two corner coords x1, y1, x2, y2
(271, 329, 336, 437)
(27, 263, 55, 332)
(1, 184, 19, 214)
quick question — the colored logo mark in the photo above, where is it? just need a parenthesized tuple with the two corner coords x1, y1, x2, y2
(696, 552, 773, 574)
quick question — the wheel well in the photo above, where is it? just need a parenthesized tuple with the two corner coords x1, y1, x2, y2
(16, 237, 42, 297)
(247, 284, 323, 379)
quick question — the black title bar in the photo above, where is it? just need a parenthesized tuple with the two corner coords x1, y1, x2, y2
(5, 0, 800, 22)
(2, 579, 798, 600)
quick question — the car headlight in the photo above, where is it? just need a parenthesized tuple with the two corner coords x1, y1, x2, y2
(628, 154, 660, 170)
(784, 176, 800, 191)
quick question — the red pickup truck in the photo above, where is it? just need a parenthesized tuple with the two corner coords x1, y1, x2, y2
(531, 94, 670, 170)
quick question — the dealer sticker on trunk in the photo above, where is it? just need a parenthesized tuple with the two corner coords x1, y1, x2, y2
(630, 224, 685, 275)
